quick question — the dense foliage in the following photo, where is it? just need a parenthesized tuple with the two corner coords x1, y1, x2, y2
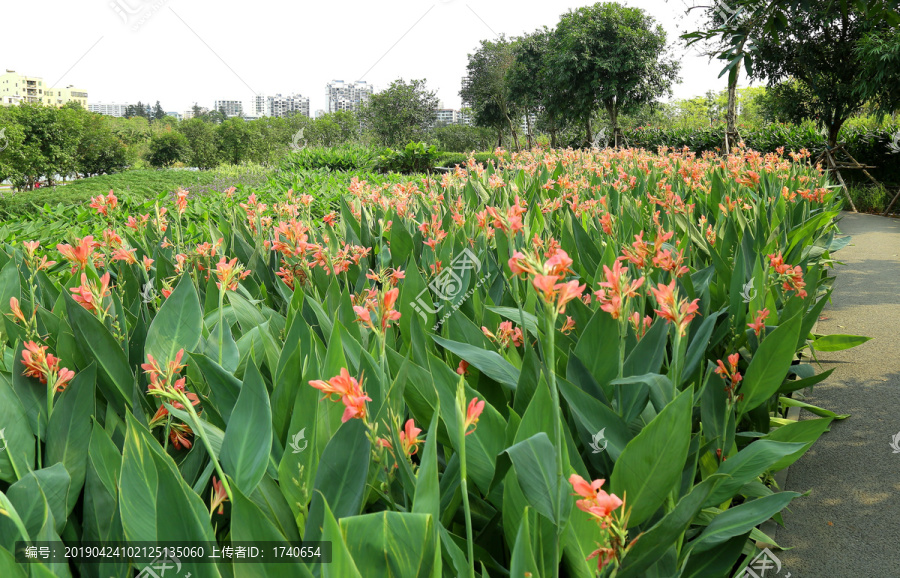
(0, 145, 863, 576)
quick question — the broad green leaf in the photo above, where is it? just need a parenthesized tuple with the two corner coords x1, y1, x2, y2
(46, 363, 96, 514)
(0, 373, 35, 482)
(221, 359, 272, 495)
(617, 475, 726, 578)
(303, 418, 370, 542)
(703, 440, 807, 507)
(341, 511, 436, 578)
(321, 496, 363, 578)
(432, 335, 519, 389)
(145, 273, 202, 365)
(611, 389, 692, 527)
(65, 292, 132, 412)
(505, 432, 560, 524)
(737, 310, 802, 414)
(510, 509, 541, 578)
(690, 492, 801, 553)
(762, 417, 834, 471)
(810, 334, 872, 352)
(231, 483, 313, 578)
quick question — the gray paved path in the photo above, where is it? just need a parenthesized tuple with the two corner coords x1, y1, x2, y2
(774, 212, 900, 577)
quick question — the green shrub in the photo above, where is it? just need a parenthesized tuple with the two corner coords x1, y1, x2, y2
(434, 151, 498, 167)
(376, 142, 439, 174)
(284, 145, 381, 172)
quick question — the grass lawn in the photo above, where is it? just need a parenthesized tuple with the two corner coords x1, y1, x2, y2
(0, 167, 271, 217)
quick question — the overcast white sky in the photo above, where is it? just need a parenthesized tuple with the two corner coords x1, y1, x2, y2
(1, 0, 749, 115)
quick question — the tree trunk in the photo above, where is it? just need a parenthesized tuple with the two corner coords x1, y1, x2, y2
(525, 111, 533, 150)
(725, 69, 738, 153)
(497, 126, 503, 148)
(828, 120, 843, 149)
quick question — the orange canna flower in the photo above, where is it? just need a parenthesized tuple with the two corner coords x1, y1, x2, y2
(747, 308, 770, 337)
(649, 280, 700, 336)
(464, 398, 485, 436)
(70, 272, 112, 315)
(210, 476, 229, 515)
(399, 419, 422, 456)
(57, 236, 98, 271)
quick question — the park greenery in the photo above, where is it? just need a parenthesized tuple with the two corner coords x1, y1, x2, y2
(0, 1, 896, 575)
(0, 145, 868, 577)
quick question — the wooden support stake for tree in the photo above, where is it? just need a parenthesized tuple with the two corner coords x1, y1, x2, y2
(825, 149, 858, 213)
(883, 187, 900, 216)
(838, 146, 882, 187)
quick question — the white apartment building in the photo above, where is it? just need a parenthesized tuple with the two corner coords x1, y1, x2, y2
(88, 102, 130, 117)
(213, 100, 244, 118)
(435, 108, 460, 126)
(325, 80, 373, 114)
(270, 93, 310, 118)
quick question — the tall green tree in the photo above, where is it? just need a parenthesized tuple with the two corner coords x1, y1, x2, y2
(359, 79, 438, 148)
(550, 2, 680, 146)
(461, 37, 522, 149)
(0, 103, 82, 189)
(76, 112, 128, 177)
(177, 118, 221, 169)
(750, 0, 896, 146)
(147, 131, 189, 168)
(507, 28, 561, 147)
(856, 27, 900, 115)
(153, 100, 166, 121)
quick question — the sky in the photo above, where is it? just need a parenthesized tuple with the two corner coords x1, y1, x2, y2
(0, 0, 749, 115)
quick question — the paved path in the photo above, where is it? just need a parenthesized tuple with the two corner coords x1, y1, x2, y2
(774, 212, 900, 576)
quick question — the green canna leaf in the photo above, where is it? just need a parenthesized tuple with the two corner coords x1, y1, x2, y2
(221, 359, 272, 495)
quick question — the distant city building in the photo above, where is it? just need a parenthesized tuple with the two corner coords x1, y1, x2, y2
(458, 108, 473, 126)
(435, 108, 460, 126)
(166, 111, 183, 121)
(88, 102, 130, 117)
(315, 109, 325, 119)
(251, 94, 270, 117)
(0, 70, 88, 107)
(325, 80, 373, 114)
(213, 99, 243, 117)
(270, 93, 310, 118)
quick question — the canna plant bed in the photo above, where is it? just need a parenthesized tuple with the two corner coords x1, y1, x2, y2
(0, 147, 863, 577)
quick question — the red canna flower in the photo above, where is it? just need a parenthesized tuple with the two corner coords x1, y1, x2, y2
(210, 476, 229, 515)
(649, 280, 700, 336)
(456, 359, 470, 375)
(399, 419, 422, 456)
(70, 272, 112, 316)
(57, 236, 98, 272)
(9, 297, 27, 324)
(309, 368, 371, 423)
(464, 398, 485, 436)
(594, 261, 644, 320)
(747, 308, 770, 337)
(21, 341, 75, 393)
(215, 257, 251, 292)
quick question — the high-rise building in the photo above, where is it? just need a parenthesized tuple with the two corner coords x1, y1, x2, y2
(435, 109, 460, 126)
(166, 111, 183, 121)
(213, 100, 243, 117)
(251, 94, 271, 117)
(325, 80, 373, 114)
(0, 70, 88, 107)
(270, 94, 310, 118)
(88, 102, 130, 117)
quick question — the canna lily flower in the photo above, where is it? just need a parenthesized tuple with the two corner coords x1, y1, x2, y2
(747, 308, 770, 337)
(594, 261, 644, 320)
(21, 341, 75, 393)
(57, 235, 97, 272)
(215, 257, 251, 292)
(399, 419, 422, 456)
(456, 359, 470, 375)
(560, 315, 576, 335)
(142, 255, 155, 271)
(649, 280, 700, 336)
(715, 353, 743, 403)
(210, 476, 229, 515)
(169, 421, 194, 450)
(464, 398, 485, 436)
(569, 474, 623, 521)
(111, 247, 138, 265)
(309, 369, 371, 423)
(9, 297, 27, 324)
(70, 272, 112, 316)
